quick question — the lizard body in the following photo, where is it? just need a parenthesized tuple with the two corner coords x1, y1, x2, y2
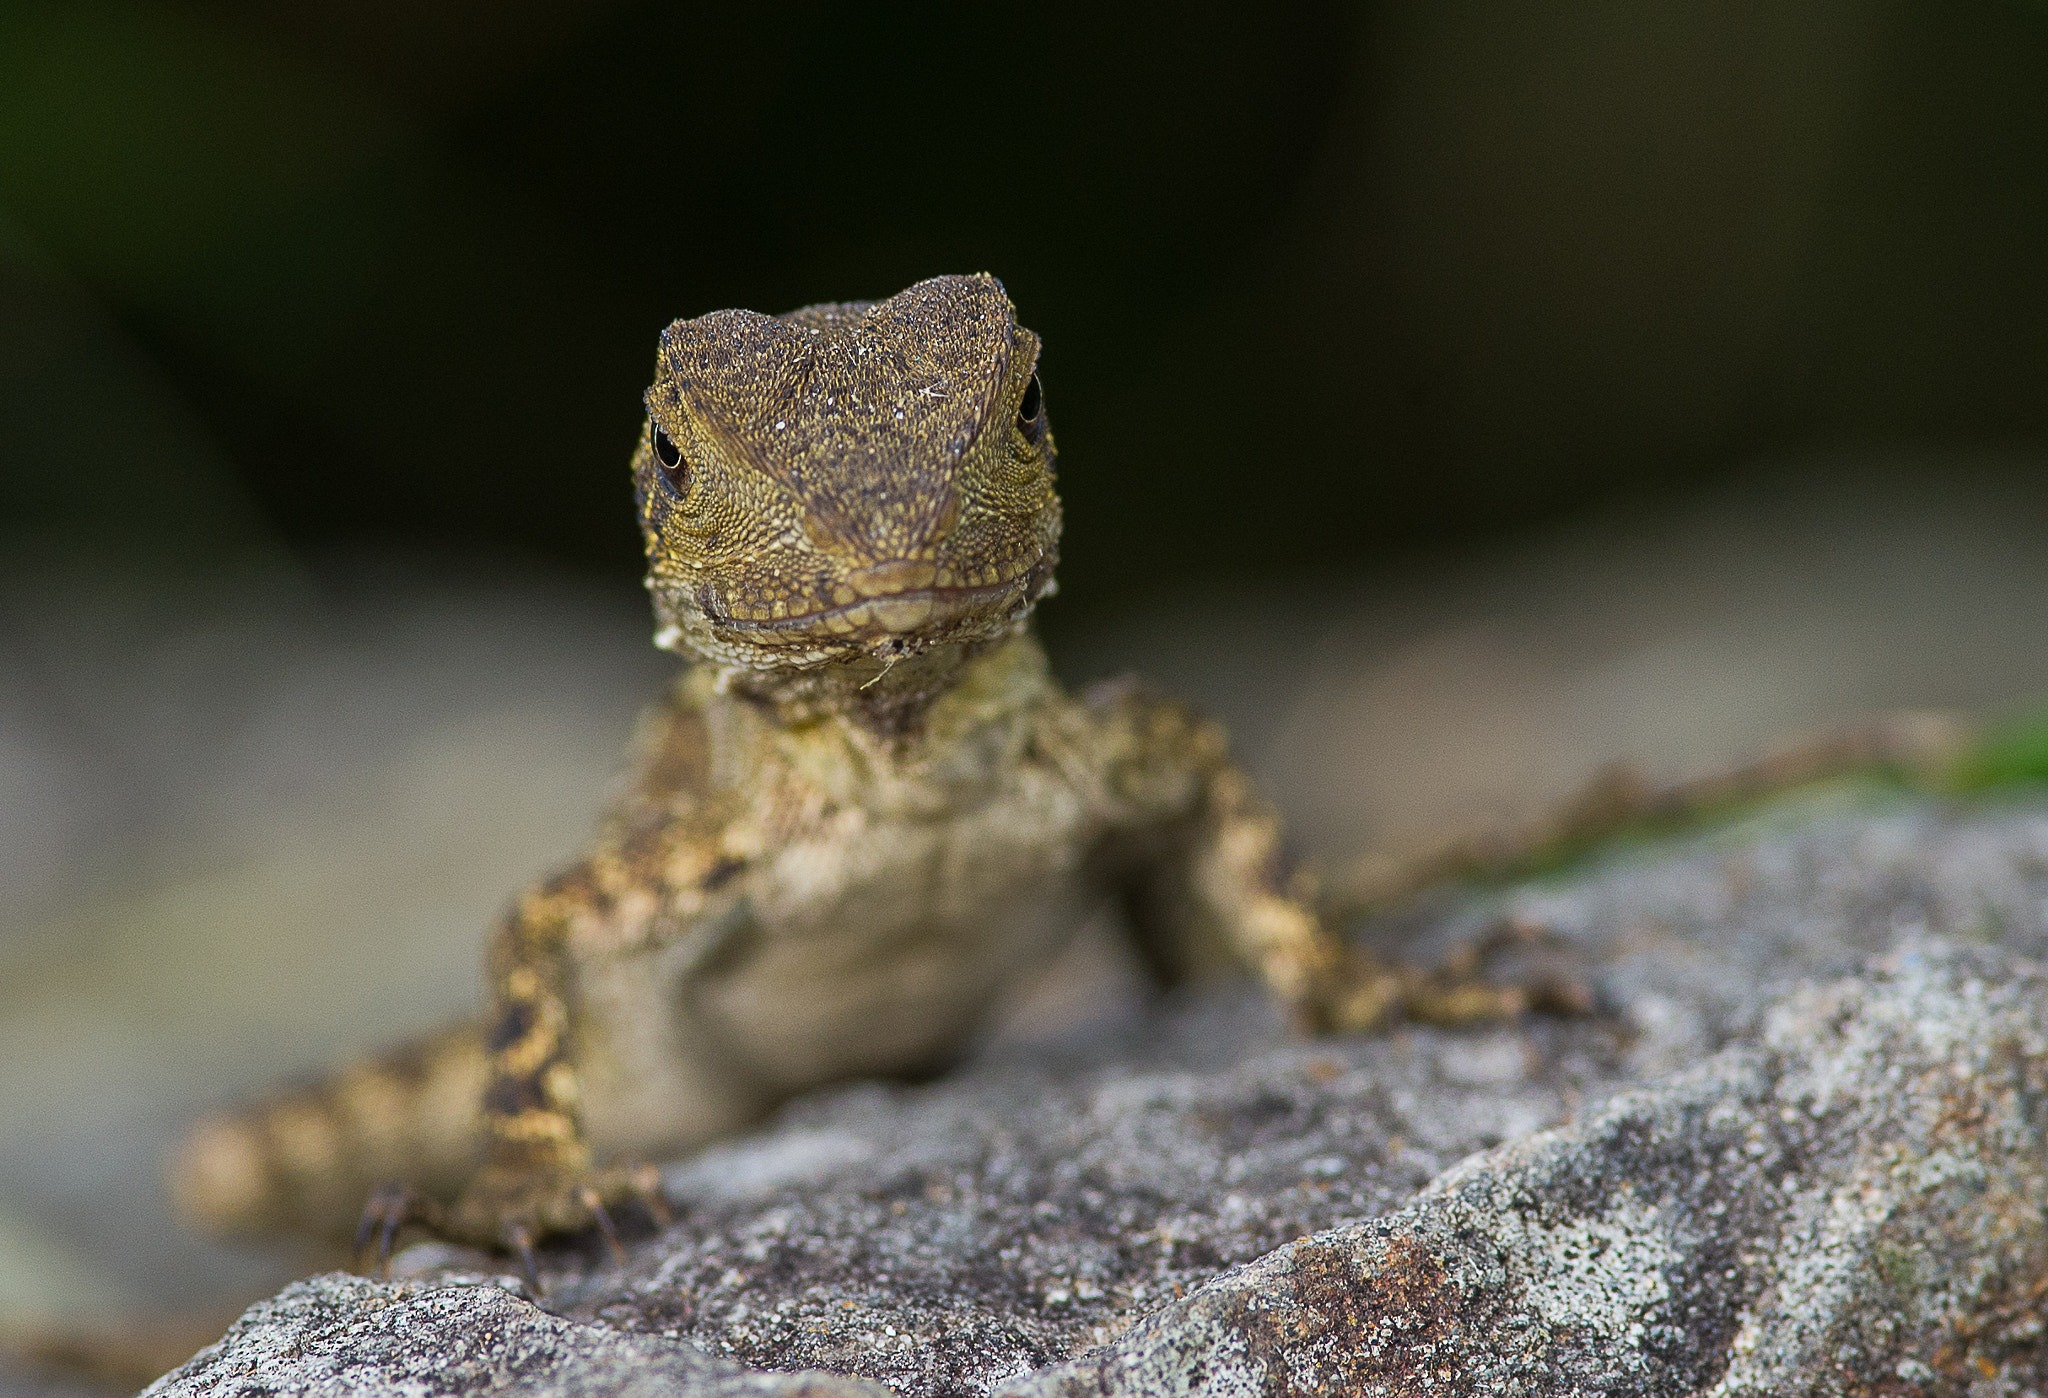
(169, 275, 1518, 1252)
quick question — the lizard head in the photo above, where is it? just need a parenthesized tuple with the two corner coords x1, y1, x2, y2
(636, 273, 1061, 677)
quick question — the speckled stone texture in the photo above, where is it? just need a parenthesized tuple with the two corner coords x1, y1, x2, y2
(1010, 942, 2048, 1396)
(142, 799, 2048, 1396)
(139, 1272, 888, 1398)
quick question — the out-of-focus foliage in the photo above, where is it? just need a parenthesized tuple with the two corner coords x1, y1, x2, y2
(1, 0, 2044, 605)
(1951, 707, 2048, 792)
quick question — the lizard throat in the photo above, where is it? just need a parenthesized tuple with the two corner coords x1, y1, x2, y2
(714, 628, 1035, 739)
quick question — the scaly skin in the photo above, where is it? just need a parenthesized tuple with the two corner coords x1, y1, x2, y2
(168, 274, 1525, 1255)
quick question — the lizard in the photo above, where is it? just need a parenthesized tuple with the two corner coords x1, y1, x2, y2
(162, 273, 1575, 1265)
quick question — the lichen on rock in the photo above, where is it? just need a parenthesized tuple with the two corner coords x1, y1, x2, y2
(140, 1271, 890, 1398)
(1015, 941, 2048, 1395)
(143, 803, 2048, 1397)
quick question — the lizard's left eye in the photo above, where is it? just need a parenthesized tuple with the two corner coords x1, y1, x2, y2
(650, 420, 689, 494)
(1016, 373, 1045, 444)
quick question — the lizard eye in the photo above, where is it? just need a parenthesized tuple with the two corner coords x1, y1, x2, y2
(1016, 373, 1045, 444)
(650, 419, 689, 493)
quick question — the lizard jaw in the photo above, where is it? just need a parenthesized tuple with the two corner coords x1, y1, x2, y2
(706, 573, 1029, 642)
(653, 547, 1057, 673)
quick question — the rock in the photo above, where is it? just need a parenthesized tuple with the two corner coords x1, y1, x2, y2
(140, 1272, 889, 1398)
(1009, 942, 2048, 1396)
(544, 995, 1636, 1394)
(142, 800, 2048, 1395)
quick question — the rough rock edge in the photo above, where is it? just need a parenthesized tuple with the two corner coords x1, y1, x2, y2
(146, 941, 2048, 1398)
(139, 1271, 890, 1398)
(1004, 941, 2048, 1397)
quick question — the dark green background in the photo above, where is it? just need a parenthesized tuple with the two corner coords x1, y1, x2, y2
(4, 0, 2045, 614)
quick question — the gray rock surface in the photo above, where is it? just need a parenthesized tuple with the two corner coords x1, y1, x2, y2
(140, 1272, 888, 1398)
(142, 798, 2048, 1396)
(1011, 942, 2048, 1396)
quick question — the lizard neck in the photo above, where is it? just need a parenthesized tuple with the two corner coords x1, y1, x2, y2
(707, 623, 1052, 742)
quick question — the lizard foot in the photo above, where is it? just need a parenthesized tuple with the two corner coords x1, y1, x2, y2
(353, 1180, 447, 1275)
(446, 1162, 672, 1270)
(354, 1162, 671, 1289)
(1321, 920, 1594, 1033)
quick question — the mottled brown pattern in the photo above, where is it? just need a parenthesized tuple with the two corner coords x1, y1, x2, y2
(1236, 1233, 1484, 1398)
(167, 275, 1521, 1255)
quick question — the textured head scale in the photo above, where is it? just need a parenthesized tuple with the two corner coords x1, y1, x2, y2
(636, 274, 1061, 675)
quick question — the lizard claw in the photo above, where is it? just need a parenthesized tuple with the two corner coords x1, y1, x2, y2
(348, 1161, 670, 1295)
(438, 1161, 674, 1275)
(1311, 919, 1594, 1034)
(1397, 918, 1596, 1028)
(579, 1185, 626, 1265)
(628, 1161, 673, 1229)
(504, 1223, 541, 1294)
(353, 1181, 445, 1275)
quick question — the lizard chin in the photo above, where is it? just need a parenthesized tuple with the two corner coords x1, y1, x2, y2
(652, 549, 1058, 677)
(708, 620, 1044, 738)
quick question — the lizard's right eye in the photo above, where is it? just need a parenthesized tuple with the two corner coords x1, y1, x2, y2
(1015, 373, 1045, 444)
(650, 420, 689, 493)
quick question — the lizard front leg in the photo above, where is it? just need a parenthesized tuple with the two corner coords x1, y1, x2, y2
(167, 874, 655, 1257)
(403, 866, 667, 1263)
(1091, 684, 1530, 1033)
(362, 679, 740, 1264)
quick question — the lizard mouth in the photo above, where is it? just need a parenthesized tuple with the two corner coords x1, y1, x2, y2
(663, 547, 1060, 668)
(709, 572, 1034, 644)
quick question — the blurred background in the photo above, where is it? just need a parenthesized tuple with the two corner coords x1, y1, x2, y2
(3, 0, 2047, 1384)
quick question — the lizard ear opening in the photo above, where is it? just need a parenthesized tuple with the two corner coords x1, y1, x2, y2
(1016, 373, 1045, 444)
(650, 420, 689, 493)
